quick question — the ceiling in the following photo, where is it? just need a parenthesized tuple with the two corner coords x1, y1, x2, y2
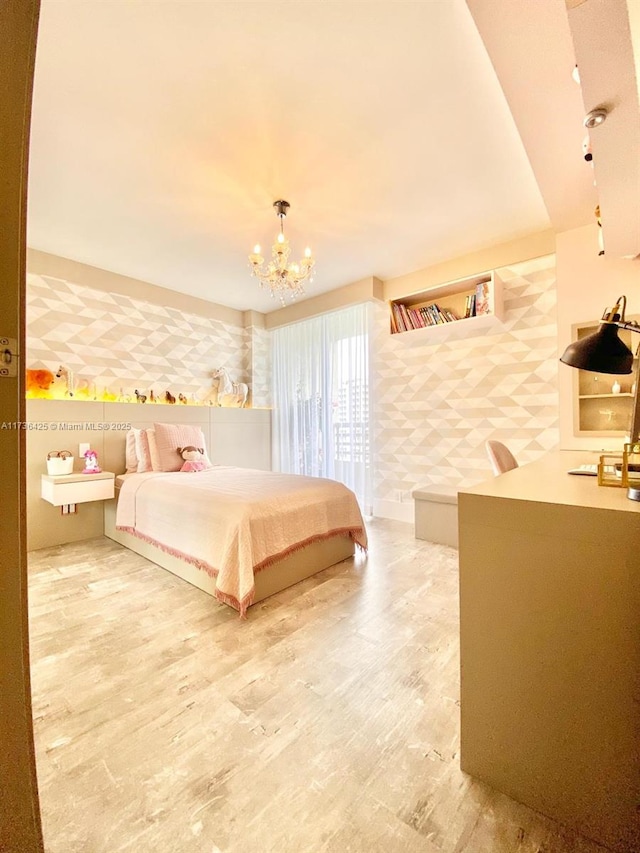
(28, 0, 596, 313)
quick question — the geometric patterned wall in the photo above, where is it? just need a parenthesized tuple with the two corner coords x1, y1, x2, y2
(371, 255, 559, 503)
(247, 324, 272, 408)
(27, 257, 559, 510)
(26, 273, 249, 403)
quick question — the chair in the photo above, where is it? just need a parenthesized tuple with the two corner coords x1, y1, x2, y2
(486, 440, 519, 476)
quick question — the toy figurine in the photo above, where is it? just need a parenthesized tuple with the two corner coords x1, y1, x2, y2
(178, 446, 208, 472)
(82, 449, 102, 474)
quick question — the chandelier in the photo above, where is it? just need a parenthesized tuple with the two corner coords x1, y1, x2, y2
(248, 200, 315, 304)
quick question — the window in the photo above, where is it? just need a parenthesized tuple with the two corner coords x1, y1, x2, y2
(272, 303, 372, 513)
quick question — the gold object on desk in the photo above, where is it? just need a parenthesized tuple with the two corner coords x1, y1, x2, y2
(622, 442, 640, 499)
(597, 452, 624, 487)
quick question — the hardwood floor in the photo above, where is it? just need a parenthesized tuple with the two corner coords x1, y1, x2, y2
(28, 519, 610, 853)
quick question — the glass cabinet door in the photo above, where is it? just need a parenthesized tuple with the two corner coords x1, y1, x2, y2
(574, 321, 638, 436)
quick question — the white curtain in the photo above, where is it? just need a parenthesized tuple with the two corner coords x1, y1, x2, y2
(272, 303, 372, 514)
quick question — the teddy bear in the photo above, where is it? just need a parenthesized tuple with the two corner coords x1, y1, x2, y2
(177, 446, 208, 473)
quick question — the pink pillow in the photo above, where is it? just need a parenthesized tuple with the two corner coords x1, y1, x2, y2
(153, 423, 211, 472)
(125, 429, 138, 473)
(134, 428, 153, 473)
(146, 428, 161, 471)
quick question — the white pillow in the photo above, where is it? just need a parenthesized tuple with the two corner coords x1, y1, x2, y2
(125, 429, 138, 473)
(147, 428, 161, 471)
(134, 428, 153, 473)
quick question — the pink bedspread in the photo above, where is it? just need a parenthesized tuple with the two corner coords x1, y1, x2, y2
(116, 467, 367, 616)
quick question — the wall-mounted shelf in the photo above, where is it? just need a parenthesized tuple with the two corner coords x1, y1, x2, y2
(41, 471, 115, 506)
(578, 393, 633, 400)
(389, 270, 504, 341)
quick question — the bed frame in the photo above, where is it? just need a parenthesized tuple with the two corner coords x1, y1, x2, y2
(101, 412, 356, 612)
(103, 492, 355, 612)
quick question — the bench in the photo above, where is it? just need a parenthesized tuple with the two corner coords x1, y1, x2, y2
(412, 484, 458, 548)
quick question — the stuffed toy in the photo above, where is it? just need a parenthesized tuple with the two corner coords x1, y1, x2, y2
(26, 368, 55, 397)
(178, 446, 208, 472)
(82, 449, 102, 474)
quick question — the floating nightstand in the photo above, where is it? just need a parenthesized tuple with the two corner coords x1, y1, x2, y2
(41, 471, 115, 509)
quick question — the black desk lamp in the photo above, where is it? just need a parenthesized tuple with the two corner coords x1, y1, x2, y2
(560, 295, 640, 500)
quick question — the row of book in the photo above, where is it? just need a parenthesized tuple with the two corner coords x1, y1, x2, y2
(390, 280, 492, 335)
(390, 301, 459, 333)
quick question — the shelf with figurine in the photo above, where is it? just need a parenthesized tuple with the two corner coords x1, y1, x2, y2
(25, 365, 250, 408)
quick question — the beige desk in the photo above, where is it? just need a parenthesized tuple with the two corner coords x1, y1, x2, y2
(458, 451, 640, 853)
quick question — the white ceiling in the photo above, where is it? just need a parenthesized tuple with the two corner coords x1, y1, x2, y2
(28, 0, 594, 313)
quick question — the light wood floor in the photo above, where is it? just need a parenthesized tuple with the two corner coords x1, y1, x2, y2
(29, 519, 610, 853)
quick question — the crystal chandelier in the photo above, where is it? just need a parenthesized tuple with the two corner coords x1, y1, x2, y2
(248, 200, 315, 304)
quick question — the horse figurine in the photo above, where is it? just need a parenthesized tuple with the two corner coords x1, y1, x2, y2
(55, 365, 74, 397)
(55, 365, 94, 399)
(212, 367, 249, 408)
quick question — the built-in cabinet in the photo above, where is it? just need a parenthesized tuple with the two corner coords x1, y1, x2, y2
(389, 270, 504, 341)
(573, 319, 638, 436)
(459, 451, 640, 853)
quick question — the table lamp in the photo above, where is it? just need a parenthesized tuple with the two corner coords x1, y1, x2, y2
(560, 295, 640, 500)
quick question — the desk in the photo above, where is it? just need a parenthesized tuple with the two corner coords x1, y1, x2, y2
(458, 451, 640, 853)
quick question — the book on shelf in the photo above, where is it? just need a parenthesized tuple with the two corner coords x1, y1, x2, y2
(423, 305, 433, 324)
(389, 302, 399, 334)
(475, 280, 490, 316)
(464, 293, 476, 318)
(408, 307, 423, 329)
(399, 302, 412, 330)
(391, 302, 405, 332)
(419, 306, 433, 326)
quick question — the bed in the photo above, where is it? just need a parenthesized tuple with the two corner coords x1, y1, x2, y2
(104, 466, 367, 616)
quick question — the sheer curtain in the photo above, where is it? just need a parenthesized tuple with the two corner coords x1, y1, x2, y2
(272, 303, 372, 514)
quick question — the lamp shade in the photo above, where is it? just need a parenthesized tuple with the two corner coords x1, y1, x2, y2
(560, 322, 634, 374)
